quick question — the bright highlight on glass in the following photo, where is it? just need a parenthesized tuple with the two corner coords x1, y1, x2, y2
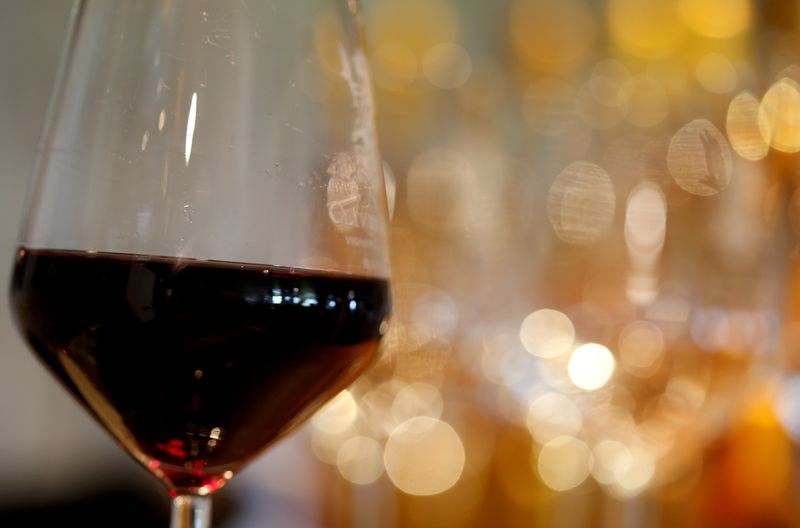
(184, 92, 197, 167)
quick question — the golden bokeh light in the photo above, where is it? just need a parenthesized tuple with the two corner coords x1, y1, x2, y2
(761, 77, 800, 153)
(422, 42, 472, 89)
(392, 382, 444, 424)
(619, 321, 665, 377)
(526, 392, 583, 444)
(607, 0, 686, 58)
(481, 333, 513, 385)
(678, 0, 752, 39)
(509, 0, 597, 74)
(567, 343, 616, 391)
(591, 439, 632, 485)
(360, 380, 408, 439)
(586, 405, 636, 441)
(535, 435, 593, 491)
(372, 42, 419, 89)
(384, 417, 466, 496)
(406, 148, 475, 233)
(519, 309, 575, 359)
(667, 118, 733, 196)
(576, 84, 624, 130)
(522, 78, 578, 136)
(311, 426, 357, 466)
(696, 52, 738, 94)
(311, 390, 359, 435)
(625, 182, 667, 261)
(607, 447, 656, 498)
(367, 0, 459, 91)
(663, 375, 707, 414)
(547, 161, 616, 245)
(726, 90, 771, 161)
(618, 75, 670, 128)
(589, 59, 631, 107)
(337, 436, 385, 485)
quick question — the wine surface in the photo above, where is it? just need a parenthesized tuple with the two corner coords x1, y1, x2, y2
(11, 248, 390, 492)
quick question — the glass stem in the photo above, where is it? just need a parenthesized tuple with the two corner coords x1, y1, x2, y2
(170, 495, 212, 528)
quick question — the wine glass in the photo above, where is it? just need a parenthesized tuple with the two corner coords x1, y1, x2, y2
(8, 1, 391, 526)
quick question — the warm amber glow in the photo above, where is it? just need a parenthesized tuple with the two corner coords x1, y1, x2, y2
(368, 0, 459, 90)
(679, 0, 752, 39)
(607, 0, 686, 58)
(509, 0, 597, 74)
(761, 77, 800, 153)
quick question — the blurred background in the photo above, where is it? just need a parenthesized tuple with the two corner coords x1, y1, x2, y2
(6, 0, 800, 527)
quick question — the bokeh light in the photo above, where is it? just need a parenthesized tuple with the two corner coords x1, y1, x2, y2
(726, 91, 771, 161)
(311, 390, 358, 435)
(618, 74, 670, 128)
(547, 161, 616, 245)
(384, 417, 466, 496)
(619, 321, 665, 377)
(678, 0, 752, 39)
(422, 42, 472, 89)
(406, 149, 475, 233)
(696, 52, 738, 94)
(535, 435, 593, 491)
(522, 78, 578, 136)
(392, 382, 444, 424)
(761, 77, 800, 153)
(625, 182, 667, 260)
(607, 0, 686, 59)
(667, 118, 733, 196)
(526, 392, 583, 444)
(519, 309, 575, 359)
(568, 343, 616, 391)
(337, 436, 385, 485)
(509, 0, 597, 74)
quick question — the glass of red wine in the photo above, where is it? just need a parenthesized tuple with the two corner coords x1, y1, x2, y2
(9, 2, 391, 526)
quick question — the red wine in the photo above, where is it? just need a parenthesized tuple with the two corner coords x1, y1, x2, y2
(11, 248, 390, 493)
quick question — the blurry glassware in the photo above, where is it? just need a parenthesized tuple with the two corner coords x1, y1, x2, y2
(8, 1, 391, 527)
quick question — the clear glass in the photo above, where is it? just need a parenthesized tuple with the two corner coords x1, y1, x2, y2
(9, 1, 390, 527)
